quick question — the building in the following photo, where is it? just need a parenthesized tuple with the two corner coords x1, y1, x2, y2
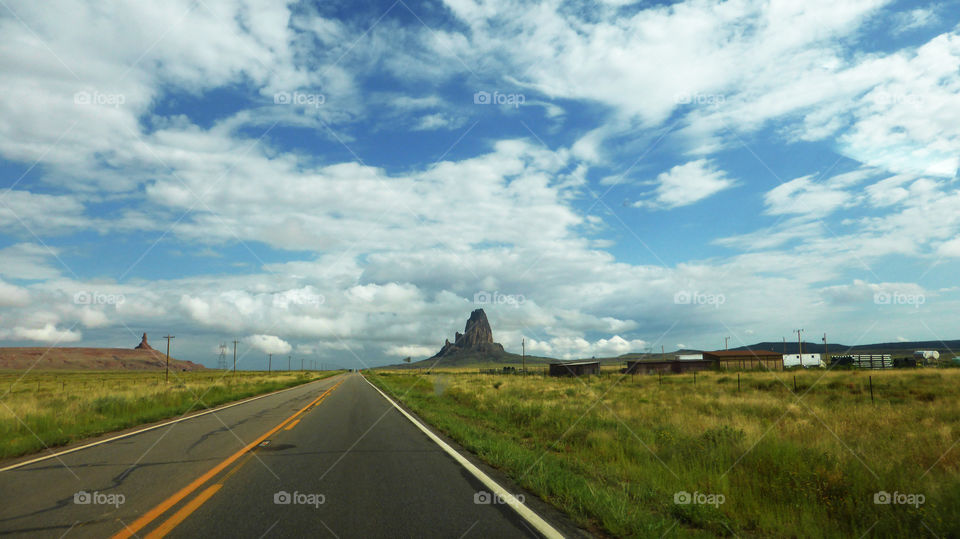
(783, 353, 824, 368)
(676, 353, 703, 361)
(702, 350, 784, 371)
(548, 360, 600, 377)
(831, 354, 892, 369)
(624, 359, 713, 374)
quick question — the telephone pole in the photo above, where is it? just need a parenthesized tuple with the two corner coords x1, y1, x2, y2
(521, 337, 526, 374)
(795, 329, 804, 357)
(268, 354, 272, 374)
(288, 355, 291, 371)
(163, 335, 175, 383)
(301, 357, 304, 371)
(232, 339, 238, 375)
(823, 333, 829, 365)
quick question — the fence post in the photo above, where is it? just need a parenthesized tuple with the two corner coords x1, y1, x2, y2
(737, 373, 740, 392)
(869, 376, 874, 404)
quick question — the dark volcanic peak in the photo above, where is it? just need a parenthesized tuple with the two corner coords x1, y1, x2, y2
(432, 308, 505, 359)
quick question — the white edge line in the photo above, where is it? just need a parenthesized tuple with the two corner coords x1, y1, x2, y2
(362, 374, 565, 539)
(0, 375, 339, 473)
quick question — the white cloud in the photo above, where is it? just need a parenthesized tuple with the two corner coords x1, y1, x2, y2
(0, 279, 29, 307)
(0, 323, 81, 343)
(243, 334, 292, 355)
(384, 344, 436, 358)
(635, 159, 737, 209)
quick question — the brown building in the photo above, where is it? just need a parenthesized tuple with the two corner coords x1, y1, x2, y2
(702, 350, 783, 371)
(624, 359, 714, 374)
(548, 360, 600, 376)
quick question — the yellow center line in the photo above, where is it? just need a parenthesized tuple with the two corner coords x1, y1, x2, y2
(284, 418, 301, 431)
(112, 378, 343, 539)
(144, 484, 222, 539)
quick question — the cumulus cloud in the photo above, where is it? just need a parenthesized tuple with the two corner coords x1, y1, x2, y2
(635, 159, 737, 209)
(243, 334, 292, 355)
(0, 323, 82, 343)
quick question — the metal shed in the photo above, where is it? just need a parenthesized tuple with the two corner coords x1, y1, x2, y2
(702, 350, 784, 371)
(548, 360, 601, 377)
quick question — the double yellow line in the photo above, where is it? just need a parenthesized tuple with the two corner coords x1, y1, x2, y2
(113, 379, 344, 539)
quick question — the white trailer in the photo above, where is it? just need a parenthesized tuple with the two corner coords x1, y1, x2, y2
(783, 353, 824, 368)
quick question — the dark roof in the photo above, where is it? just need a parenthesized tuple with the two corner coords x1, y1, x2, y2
(703, 350, 781, 358)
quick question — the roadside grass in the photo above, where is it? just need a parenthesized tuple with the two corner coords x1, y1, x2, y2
(0, 370, 341, 459)
(368, 368, 960, 538)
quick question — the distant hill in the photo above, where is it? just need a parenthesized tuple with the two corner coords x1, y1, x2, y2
(0, 347, 206, 371)
(729, 340, 960, 355)
(390, 350, 555, 369)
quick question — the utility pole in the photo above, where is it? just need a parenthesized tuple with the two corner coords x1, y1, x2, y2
(724, 336, 729, 350)
(232, 339, 238, 375)
(783, 337, 786, 354)
(268, 354, 272, 373)
(288, 355, 291, 371)
(522, 337, 526, 374)
(795, 329, 804, 357)
(823, 333, 829, 365)
(163, 335, 175, 383)
(301, 357, 304, 371)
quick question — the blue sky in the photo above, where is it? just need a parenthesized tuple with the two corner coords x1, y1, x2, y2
(0, 0, 959, 368)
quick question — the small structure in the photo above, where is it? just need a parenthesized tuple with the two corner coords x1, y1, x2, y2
(831, 354, 893, 369)
(676, 353, 704, 361)
(549, 360, 600, 377)
(625, 359, 713, 374)
(914, 350, 940, 365)
(702, 350, 783, 370)
(783, 353, 824, 368)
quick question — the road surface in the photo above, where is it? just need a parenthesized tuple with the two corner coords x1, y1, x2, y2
(0, 373, 577, 538)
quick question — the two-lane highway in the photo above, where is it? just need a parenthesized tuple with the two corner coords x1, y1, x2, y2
(0, 373, 572, 538)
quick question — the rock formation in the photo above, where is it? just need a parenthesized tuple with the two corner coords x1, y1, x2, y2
(134, 333, 154, 351)
(431, 309, 505, 359)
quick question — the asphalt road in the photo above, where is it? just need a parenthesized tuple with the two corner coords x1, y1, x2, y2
(0, 373, 570, 538)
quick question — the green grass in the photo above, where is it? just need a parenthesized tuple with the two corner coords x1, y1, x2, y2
(368, 368, 960, 537)
(0, 369, 341, 459)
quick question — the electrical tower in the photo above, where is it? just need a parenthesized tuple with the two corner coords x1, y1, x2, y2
(217, 343, 228, 370)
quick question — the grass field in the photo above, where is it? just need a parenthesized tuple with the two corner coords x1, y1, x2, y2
(368, 368, 960, 538)
(0, 369, 340, 460)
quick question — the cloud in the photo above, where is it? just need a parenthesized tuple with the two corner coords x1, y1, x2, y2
(635, 159, 737, 209)
(243, 334, 292, 355)
(0, 323, 82, 343)
(384, 344, 436, 358)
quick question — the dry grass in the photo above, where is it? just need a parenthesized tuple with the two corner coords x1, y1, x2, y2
(0, 369, 337, 459)
(370, 367, 960, 537)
